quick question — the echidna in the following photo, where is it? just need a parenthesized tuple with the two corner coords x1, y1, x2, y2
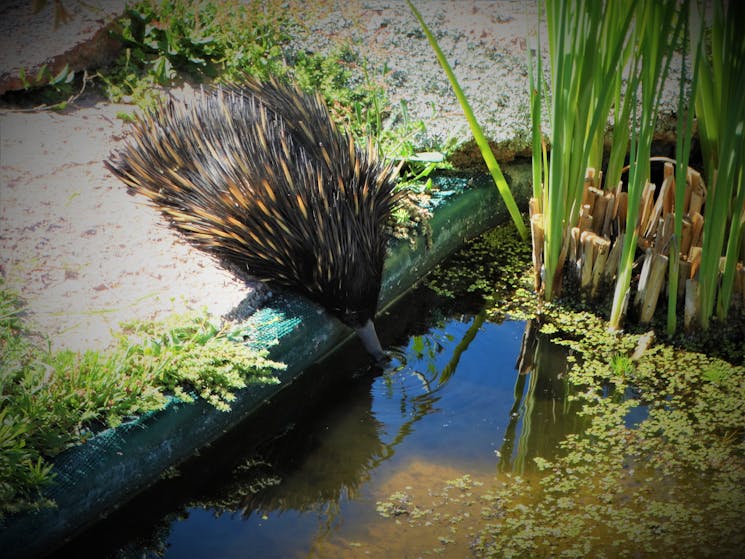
(105, 78, 400, 362)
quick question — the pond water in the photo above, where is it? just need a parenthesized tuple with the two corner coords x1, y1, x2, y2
(53, 283, 588, 559)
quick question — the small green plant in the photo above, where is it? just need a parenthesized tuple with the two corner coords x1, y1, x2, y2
(9, 64, 78, 109)
(609, 352, 634, 377)
(0, 282, 283, 520)
(99, 0, 292, 107)
(118, 315, 282, 412)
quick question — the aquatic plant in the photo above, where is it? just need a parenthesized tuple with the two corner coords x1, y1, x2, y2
(693, 1, 745, 329)
(524, 0, 744, 331)
(666, 7, 700, 335)
(530, 0, 636, 300)
(607, 0, 686, 330)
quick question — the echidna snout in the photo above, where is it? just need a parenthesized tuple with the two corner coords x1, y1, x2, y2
(105, 78, 400, 362)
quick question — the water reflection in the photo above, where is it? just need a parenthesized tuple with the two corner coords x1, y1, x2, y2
(53, 297, 583, 559)
(498, 318, 586, 473)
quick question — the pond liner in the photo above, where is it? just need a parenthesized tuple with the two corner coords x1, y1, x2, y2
(0, 164, 531, 559)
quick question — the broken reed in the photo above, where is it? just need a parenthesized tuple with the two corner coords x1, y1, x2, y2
(529, 160, 745, 329)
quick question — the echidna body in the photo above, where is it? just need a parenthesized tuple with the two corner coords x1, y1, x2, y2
(106, 79, 400, 361)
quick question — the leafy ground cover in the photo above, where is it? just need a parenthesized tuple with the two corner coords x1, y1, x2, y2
(0, 280, 282, 520)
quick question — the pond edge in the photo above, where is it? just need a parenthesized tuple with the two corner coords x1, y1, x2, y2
(0, 163, 531, 559)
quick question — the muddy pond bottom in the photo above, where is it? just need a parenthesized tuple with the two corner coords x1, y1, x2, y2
(54, 296, 582, 559)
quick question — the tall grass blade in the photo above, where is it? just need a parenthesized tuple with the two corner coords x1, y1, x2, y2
(667, 3, 698, 335)
(527, 1, 544, 205)
(407, 0, 528, 241)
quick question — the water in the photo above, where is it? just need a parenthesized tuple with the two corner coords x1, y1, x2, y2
(53, 288, 582, 559)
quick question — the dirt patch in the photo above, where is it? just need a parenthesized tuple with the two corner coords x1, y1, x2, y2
(0, 95, 262, 352)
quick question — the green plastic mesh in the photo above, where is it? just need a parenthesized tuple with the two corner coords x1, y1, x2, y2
(0, 166, 534, 559)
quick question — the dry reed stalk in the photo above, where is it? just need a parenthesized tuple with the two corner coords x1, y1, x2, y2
(601, 192, 616, 237)
(639, 253, 668, 324)
(604, 232, 624, 278)
(688, 170, 705, 215)
(580, 230, 596, 289)
(569, 226, 581, 282)
(662, 162, 676, 213)
(635, 249, 654, 309)
(592, 190, 610, 235)
(591, 235, 611, 297)
(689, 246, 702, 278)
(683, 169, 693, 214)
(681, 216, 693, 255)
(684, 278, 699, 331)
(638, 181, 657, 239)
(530, 211, 545, 293)
(689, 212, 704, 252)
(582, 168, 598, 201)
(579, 204, 594, 233)
(642, 174, 673, 240)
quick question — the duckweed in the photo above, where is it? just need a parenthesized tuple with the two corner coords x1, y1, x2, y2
(378, 226, 744, 557)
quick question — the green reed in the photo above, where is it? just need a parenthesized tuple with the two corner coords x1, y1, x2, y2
(608, 0, 685, 330)
(537, 0, 635, 299)
(407, 0, 528, 241)
(667, 5, 699, 335)
(694, 1, 745, 328)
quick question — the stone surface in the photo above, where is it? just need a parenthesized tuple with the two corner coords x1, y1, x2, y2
(0, 0, 684, 352)
(0, 0, 124, 95)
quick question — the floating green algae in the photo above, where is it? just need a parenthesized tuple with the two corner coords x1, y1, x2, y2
(376, 226, 745, 558)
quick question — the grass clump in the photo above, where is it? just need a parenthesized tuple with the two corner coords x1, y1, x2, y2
(0, 282, 283, 521)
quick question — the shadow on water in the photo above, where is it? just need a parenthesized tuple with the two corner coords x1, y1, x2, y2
(51, 285, 584, 559)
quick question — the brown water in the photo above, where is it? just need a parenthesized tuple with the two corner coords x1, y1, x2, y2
(53, 291, 584, 559)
